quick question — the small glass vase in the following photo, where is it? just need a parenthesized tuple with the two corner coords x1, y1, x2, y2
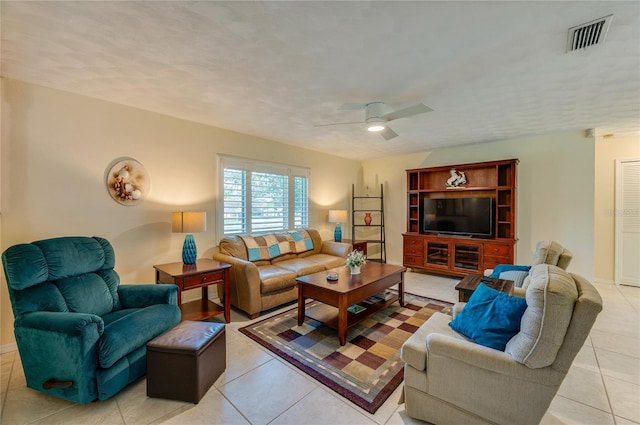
(349, 265, 361, 274)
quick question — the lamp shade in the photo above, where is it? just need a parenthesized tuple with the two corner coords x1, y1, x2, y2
(328, 209, 347, 223)
(172, 211, 207, 233)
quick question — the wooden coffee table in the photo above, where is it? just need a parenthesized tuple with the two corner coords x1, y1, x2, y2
(297, 262, 406, 346)
(455, 274, 514, 302)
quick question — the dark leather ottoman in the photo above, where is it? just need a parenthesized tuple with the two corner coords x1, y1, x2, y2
(146, 320, 226, 403)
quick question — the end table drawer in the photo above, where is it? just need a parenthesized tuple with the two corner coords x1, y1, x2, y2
(183, 271, 225, 289)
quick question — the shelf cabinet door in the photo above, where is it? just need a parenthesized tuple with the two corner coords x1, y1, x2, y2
(425, 241, 450, 270)
(452, 243, 482, 273)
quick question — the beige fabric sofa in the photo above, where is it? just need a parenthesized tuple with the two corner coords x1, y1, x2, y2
(400, 264, 602, 425)
(213, 229, 351, 318)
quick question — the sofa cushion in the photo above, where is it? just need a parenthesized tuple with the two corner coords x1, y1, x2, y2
(449, 283, 528, 351)
(101, 308, 141, 326)
(273, 258, 325, 276)
(98, 304, 181, 368)
(241, 234, 292, 262)
(258, 265, 298, 293)
(505, 264, 578, 368)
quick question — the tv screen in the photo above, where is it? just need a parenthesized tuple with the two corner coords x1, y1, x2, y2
(423, 197, 493, 236)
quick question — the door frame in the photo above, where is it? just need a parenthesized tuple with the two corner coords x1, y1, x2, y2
(614, 158, 640, 286)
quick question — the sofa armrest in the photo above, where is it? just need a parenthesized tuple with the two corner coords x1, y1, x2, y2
(213, 252, 262, 316)
(118, 284, 179, 308)
(321, 241, 352, 258)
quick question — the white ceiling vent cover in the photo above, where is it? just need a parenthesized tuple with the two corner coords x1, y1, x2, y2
(567, 15, 613, 52)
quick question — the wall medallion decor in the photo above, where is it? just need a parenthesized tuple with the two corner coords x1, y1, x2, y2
(106, 158, 150, 206)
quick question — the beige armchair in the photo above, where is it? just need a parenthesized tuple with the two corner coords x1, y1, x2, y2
(400, 264, 602, 425)
(486, 240, 573, 296)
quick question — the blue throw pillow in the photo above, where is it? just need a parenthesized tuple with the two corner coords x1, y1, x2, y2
(488, 264, 531, 279)
(449, 283, 528, 351)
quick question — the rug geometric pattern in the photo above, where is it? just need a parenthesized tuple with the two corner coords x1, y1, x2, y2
(239, 293, 452, 413)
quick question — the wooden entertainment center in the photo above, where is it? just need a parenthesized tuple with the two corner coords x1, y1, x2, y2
(403, 159, 518, 277)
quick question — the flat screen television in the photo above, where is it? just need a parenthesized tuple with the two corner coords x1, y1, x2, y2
(423, 197, 493, 237)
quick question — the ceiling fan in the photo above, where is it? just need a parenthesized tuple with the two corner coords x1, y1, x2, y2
(314, 102, 433, 140)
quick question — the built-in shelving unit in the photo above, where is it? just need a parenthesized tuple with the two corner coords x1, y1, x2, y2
(403, 159, 518, 277)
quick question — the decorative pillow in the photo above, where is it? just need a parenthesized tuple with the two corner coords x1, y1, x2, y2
(505, 264, 578, 368)
(489, 264, 531, 279)
(499, 270, 530, 288)
(449, 283, 528, 351)
(288, 230, 314, 253)
(241, 235, 292, 262)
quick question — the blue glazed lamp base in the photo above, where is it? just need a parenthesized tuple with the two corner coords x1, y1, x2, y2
(182, 233, 197, 264)
(334, 224, 342, 242)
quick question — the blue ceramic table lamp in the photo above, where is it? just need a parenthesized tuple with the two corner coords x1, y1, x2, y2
(328, 209, 347, 243)
(172, 211, 207, 264)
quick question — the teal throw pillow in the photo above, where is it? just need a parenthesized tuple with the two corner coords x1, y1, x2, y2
(449, 283, 528, 351)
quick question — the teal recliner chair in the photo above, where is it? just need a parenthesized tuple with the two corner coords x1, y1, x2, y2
(2, 236, 182, 404)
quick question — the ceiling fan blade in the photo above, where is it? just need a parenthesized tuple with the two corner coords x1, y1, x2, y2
(381, 103, 433, 122)
(380, 126, 398, 141)
(313, 121, 363, 127)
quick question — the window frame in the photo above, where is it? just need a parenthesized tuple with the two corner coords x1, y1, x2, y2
(218, 155, 310, 239)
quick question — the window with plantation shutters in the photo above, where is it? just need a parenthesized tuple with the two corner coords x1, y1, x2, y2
(219, 156, 310, 236)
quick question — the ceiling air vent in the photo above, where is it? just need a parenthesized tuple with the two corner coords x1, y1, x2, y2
(566, 14, 613, 52)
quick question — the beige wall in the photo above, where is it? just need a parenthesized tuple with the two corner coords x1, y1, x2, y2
(594, 135, 640, 283)
(0, 79, 359, 348)
(361, 131, 596, 279)
(1, 77, 627, 350)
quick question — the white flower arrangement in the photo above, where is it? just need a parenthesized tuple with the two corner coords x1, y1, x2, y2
(346, 249, 367, 268)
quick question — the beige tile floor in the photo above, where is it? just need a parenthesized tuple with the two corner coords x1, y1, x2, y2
(1, 271, 639, 424)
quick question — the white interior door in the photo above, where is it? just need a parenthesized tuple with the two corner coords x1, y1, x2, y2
(615, 159, 640, 287)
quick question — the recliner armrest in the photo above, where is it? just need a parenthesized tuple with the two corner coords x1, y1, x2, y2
(15, 311, 104, 336)
(118, 283, 179, 308)
(426, 333, 563, 385)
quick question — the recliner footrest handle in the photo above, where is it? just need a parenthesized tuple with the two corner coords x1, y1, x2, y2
(43, 378, 73, 389)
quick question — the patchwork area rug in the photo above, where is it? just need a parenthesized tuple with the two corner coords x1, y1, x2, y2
(239, 293, 452, 413)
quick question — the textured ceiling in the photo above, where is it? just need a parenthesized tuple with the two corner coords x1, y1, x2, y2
(2, 1, 639, 160)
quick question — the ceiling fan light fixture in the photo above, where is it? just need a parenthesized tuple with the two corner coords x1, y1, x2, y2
(366, 118, 385, 132)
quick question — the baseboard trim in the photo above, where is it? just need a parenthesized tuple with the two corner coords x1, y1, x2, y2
(593, 278, 615, 285)
(1, 342, 17, 354)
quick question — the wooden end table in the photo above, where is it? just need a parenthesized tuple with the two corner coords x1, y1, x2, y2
(342, 239, 368, 256)
(455, 274, 514, 302)
(154, 259, 231, 323)
(296, 262, 406, 346)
